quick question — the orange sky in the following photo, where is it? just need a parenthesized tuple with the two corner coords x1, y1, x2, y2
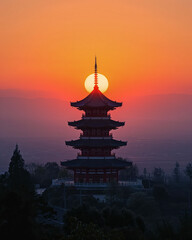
(0, 0, 192, 101)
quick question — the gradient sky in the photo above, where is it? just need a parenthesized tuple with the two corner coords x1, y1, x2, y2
(0, 0, 192, 100)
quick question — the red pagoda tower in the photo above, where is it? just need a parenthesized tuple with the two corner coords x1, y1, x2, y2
(61, 58, 131, 184)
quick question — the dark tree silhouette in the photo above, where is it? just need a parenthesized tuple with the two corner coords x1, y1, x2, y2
(153, 167, 165, 183)
(9, 144, 24, 173)
(173, 162, 180, 183)
(8, 144, 33, 193)
(185, 163, 192, 181)
(185, 163, 192, 215)
(0, 145, 37, 239)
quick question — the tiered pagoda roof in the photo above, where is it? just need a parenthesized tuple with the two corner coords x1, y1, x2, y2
(62, 158, 131, 168)
(71, 88, 122, 110)
(68, 119, 124, 129)
(66, 138, 127, 149)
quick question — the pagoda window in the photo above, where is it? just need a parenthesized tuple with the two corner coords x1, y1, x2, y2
(84, 149, 89, 155)
(81, 169, 87, 174)
(92, 129, 96, 135)
(86, 110, 91, 117)
(104, 130, 109, 136)
(83, 130, 88, 136)
(97, 129, 101, 136)
(89, 178, 93, 183)
(100, 178, 104, 183)
(79, 178, 83, 183)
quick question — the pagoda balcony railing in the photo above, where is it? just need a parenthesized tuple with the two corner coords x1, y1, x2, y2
(77, 153, 115, 157)
(80, 133, 112, 137)
(80, 134, 112, 139)
(82, 114, 111, 119)
(77, 155, 116, 160)
(52, 180, 143, 188)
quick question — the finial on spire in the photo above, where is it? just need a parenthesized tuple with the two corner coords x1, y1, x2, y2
(95, 56, 97, 73)
(94, 56, 98, 90)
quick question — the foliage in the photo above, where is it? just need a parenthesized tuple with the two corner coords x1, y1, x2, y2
(173, 162, 180, 183)
(65, 217, 107, 240)
(0, 145, 58, 240)
(156, 220, 176, 240)
(153, 168, 165, 183)
(143, 168, 147, 178)
(64, 204, 146, 235)
(28, 162, 72, 188)
(153, 185, 169, 200)
(2, 146, 192, 239)
(8, 145, 34, 193)
(185, 163, 192, 180)
(119, 163, 139, 181)
(154, 214, 192, 240)
(127, 192, 160, 217)
(0, 189, 38, 240)
(31, 162, 59, 187)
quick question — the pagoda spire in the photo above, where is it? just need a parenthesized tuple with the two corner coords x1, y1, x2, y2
(94, 56, 98, 90)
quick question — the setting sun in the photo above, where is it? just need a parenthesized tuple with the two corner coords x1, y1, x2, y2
(84, 73, 109, 93)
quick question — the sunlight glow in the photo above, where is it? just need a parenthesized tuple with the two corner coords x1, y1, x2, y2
(85, 73, 109, 93)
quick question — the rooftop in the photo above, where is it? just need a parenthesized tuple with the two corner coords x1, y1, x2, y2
(66, 138, 127, 149)
(68, 119, 125, 129)
(71, 88, 122, 109)
(61, 158, 131, 168)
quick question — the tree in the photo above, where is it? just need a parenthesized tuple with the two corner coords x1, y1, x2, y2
(185, 163, 192, 215)
(0, 145, 37, 239)
(119, 164, 138, 181)
(8, 145, 33, 193)
(0, 146, 58, 240)
(173, 162, 180, 183)
(153, 167, 165, 183)
(9, 144, 24, 175)
(31, 162, 61, 188)
(44, 162, 60, 180)
(127, 192, 160, 217)
(65, 217, 106, 240)
(143, 168, 147, 179)
(185, 163, 192, 182)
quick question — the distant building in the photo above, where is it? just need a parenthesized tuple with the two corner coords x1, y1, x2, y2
(61, 58, 132, 185)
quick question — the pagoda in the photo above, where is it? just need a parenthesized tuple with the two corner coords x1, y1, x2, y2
(61, 58, 131, 184)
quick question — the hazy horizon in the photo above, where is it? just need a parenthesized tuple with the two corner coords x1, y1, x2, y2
(1, 89, 191, 174)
